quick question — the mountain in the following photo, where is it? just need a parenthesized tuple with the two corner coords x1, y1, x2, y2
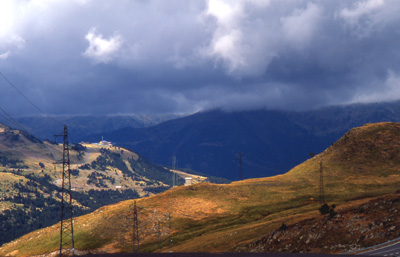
(2, 122, 400, 255)
(0, 114, 180, 142)
(85, 110, 320, 180)
(0, 123, 205, 246)
(81, 101, 400, 180)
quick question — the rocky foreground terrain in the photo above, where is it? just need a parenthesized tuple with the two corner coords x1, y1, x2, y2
(244, 192, 400, 253)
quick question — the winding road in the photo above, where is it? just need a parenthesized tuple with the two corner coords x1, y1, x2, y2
(355, 239, 400, 257)
(362, 241, 400, 257)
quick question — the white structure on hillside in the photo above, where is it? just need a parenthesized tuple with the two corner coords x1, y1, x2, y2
(184, 177, 192, 186)
(99, 136, 112, 146)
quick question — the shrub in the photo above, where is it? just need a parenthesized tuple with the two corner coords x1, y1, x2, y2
(279, 223, 287, 231)
(319, 203, 337, 217)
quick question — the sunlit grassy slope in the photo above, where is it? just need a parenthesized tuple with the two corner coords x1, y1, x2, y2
(0, 123, 191, 246)
(2, 122, 400, 256)
(0, 124, 172, 205)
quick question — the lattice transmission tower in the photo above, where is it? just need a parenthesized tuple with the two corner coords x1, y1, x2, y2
(132, 201, 139, 253)
(55, 125, 74, 256)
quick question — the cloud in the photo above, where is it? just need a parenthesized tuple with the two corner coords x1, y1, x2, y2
(338, 0, 384, 23)
(0, 0, 400, 116)
(352, 70, 400, 103)
(83, 28, 123, 64)
(335, 0, 400, 37)
(0, 0, 25, 57)
(281, 2, 322, 48)
(200, 0, 274, 76)
(0, 0, 16, 39)
(0, 51, 10, 60)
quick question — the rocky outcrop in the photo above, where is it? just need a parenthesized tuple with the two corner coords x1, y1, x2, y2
(245, 192, 400, 254)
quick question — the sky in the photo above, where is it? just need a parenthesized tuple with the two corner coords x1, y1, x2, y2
(0, 0, 400, 116)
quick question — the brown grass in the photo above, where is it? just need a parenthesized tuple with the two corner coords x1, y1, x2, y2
(2, 122, 400, 256)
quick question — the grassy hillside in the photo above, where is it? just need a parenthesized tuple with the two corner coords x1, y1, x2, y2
(1, 122, 400, 256)
(0, 124, 196, 246)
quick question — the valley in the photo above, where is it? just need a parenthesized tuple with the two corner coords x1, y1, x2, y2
(1, 122, 399, 256)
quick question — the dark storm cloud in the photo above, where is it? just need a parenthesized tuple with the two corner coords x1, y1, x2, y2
(0, 0, 400, 115)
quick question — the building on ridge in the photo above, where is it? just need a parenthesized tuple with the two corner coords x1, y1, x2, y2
(99, 136, 112, 146)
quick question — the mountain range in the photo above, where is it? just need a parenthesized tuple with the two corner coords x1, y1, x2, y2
(80, 101, 400, 180)
(1, 114, 179, 143)
(4, 101, 400, 181)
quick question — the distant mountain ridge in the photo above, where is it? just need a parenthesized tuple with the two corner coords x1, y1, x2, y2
(81, 101, 400, 180)
(2, 114, 181, 142)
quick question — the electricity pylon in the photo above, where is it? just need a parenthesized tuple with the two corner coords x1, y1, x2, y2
(132, 201, 139, 253)
(55, 125, 74, 256)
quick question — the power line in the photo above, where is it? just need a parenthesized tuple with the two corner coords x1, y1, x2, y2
(1, 73, 75, 254)
(0, 109, 16, 127)
(0, 71, 46, 115)
(55, 125, 75, 257)
(0, 106, 30, 134)
(0, 71, 62, 125)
